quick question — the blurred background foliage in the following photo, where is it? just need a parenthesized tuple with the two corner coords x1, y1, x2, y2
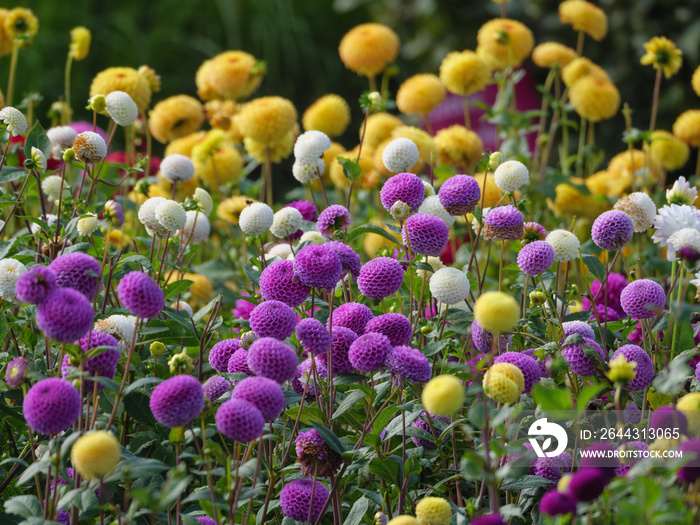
(5, 0, 700, 158)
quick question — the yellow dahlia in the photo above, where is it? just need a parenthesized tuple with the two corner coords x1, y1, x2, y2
(165, 131, 207, 157)
(673, 110, 700, 147)
(302, 94, 351, 137)
(69, 26, 90, 61)
(473, 291, 519, 334)
(585, 170, 632, 199)
(422, 375, 464, 416)
(640, 36, 683, 79)
(439, 50, 492, 95)
(217, 195, 254, 224)
(608, 149, 664, 184)
(559, 0, 608, 41)
(106, 229, 131, 249)
(172, 272, 213, 306)
(650, 130, 689, 171)
(547, 183, 609, 220)
(138, 65, 161, 93)
(236, 96, 297, 144)
(532, 42, 578, 69)
(195, 50, 265, 101)
(338, 23, 400, 78)
(243, 129, 295, 164)
(483, 362, 525, 404)
(205, 99, 239, 134)
(362, 112, 404, 150)
(4, 8, 38, 45)
(476, 18, 534, 70)
(692, 66, 700, 98)
(561, 57, 610, 87)
(0, 10, 12, 56)
(434, 124, 483, 172)
(568, 76, 620, 122)
(90, 67, 152, 113)
(396, 74, 446, 116)
(191, 131, 243, 188)
(71, 431, 121, 480)
(474, 171, 503, 207)
(363, 221, 400, 257)
(415, 497, 452, 525)
(149, 95, 205, 144)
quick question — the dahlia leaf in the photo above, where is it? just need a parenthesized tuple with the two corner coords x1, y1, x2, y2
(23, 121, 51, 160)
(309, 421, 345, 454)
(344, 496, 369, 525)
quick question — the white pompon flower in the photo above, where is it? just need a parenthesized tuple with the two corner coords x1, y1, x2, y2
(652, 204, 700, 248)
(270, 207, 303, 238)
(30, 147, 47, 175)
(494, 160, 529, 193)
(614, 192, 656, 232)
(193, 188, 213, 216)
(155, 200, 187, 232)
(105, 91, 139, 127)
(94, 314, 137, 350)
(545, 230, 580, 262)
(47, 126, 78, 158)
(667, 227, 700, 262)
(382, 137, 419, 173)
(72, 131, 107, 164)
(42, 175, 66, 201)
(423, 181, 435, 197)
(0, 107, 28, 136)
(267, 243, 294, 260)
(239, 202, 274, 235)
(292, 159, 325, 184)
(0, 258, 27, 301)
(294, 130, 331, 163)
(77, 214, 99, 236)
(666, 176, 698, 206)
(418, 195, 456, 228)
(299, 231, 326, 245)
(138, 196, 170, 238)
(179, 211, 210, 244)
(429, 267, 470, 305)
(160, 154, 195, 184)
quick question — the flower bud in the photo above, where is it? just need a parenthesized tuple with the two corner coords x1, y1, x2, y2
(62, 148, 75, 162)
(389, 200, 411, 222)
(368, 91, 382, 111)
(87, 95, 106, 113)
(488, 151, 502, 171)
(606, 354, 637, 385)
(150, 341, 167, 357)
(168, 349, 194, 375)
(529, 290, 547, 307)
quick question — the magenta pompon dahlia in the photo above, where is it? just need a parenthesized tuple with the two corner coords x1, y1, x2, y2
(438, 174, 481, 215)
(364, 313, 412, 346)
(380, 172, 426, 212)
(209, 339, 241, 373)
(36, 287, 94, 343)
(620, 278, 665, 320)
(215, 397, 265, 442)
(259, 260, 311, 307)
(231, 375, 285, 421)
(149, 375, 205, 428)
(279, 478, 329, 522)
(15, 265, 56, 304)
(246, 337, 298, 384)
(117, 271, 164, 319)
(482, 205, 524, 241)
(517, 240, 555, 276)
(293, 244, 343, 291)
(402, 213, 449, 256)
(610, 344, 653, 390)
(249, 300, 297, 340)
(23, 377, 81, 435)
(48, 252, 102, 300)
(357, 257, 404, 300)
(296, 317, 332, 355)
(328, 302, 373, 335)
(591, 210, 634, 251)
(348, 332, 392, 373)
(316, 204, 351, 238)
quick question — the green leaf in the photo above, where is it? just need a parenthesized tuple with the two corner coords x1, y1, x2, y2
(163, 279, 194, 300)
(193, 295, 220, 322)
(120, 254, 153, 270)
(581, 254, 606, 282)
(500, 475, 553, 491)
(653, 352, 694, 395)
(332, 389, 366, 420)
(24, 121, 51, 160)
(576, 383, 603, 410)
(0, 239, 16, 259)
(532, 384, 572, 411)
(243, 265, 261, 286)
(670, 320, 696, 357)
(346, 223, 399, 244)
(368, 457, 400, 485)
(309, 421, 345, 454)
(158, 472, 194, 509)
(124, 377, 163, 396)
(0, 166, 26, 184)
(337, 156, 362, 182)
(3, 495, 42, 518)
(344, 496, 369, 525)
(123, 392, 156, 424)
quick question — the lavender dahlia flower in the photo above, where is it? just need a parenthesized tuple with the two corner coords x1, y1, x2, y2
(149, 375, 205, 428)
(215, 398, 264, 442)
(568, 467, 609, 502)
(438, 174, 481, 215)
(539, 490, 577, 516)
(231, 376, 285, 421)
(410, 411, 449, 449)
(48, 252, 102, 300)
(402, 213, 449, 256)
(650, 405, 688, 435)
(227, 348, 252, 375)
(15, 265, 56, 304)
(482, 205, 524, 241)
(36, 288, 94, 343)
(386, 345, 431, 383)
(295, 428, 342, 477)
(364, 313, 412, 346)
(5, 355, 28, 388)
(246, 337, 298, 384)
(61, 330, 121, 389)
(591, 210, 634, 251)
(279, 479, 329, 522)
(293, 244, 343, 291)
(23, 378, 81, 435)
(357, 257, 404, 300)
(209, 339, 241, 373)
(610, 344, 653, 390)
(348, 332, 392, 373)
(494, 351, 541, 393)
(259, 260, 311, 307)
(620, 279, 665, 320)
(317, 204, 351, 238)
(517, 240, 555, 276)
(561, 337, 605, 377)
(117, 271, 164, 319)
(317, 326, 357, 377)
(296, 317, 332, 355)
(202, 375, 231, 403)
(380, 172, 426, 212)
(249, 300, 297, 340)
(326, 241, 362, 277)
(328, 302, 373, 335)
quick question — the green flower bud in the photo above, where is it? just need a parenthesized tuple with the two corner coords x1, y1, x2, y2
(87, 94, 106, 113)
(488, 151, 502, 171)
(368, 91, 382, 111)
(168, 349, 194, 375)
(529, 290, 547, 307)
(62, 148, 75, 162)
(150, 341, 166, 357)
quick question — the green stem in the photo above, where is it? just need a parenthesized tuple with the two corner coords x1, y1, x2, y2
(6, 42, 19, 106)
(64, 55, 74, 125)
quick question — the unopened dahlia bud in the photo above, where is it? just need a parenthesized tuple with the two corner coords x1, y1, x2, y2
(240, 331, 258, 350)
(150, 341, 167, 357)
(87, 95, 106, 113)
(606, 354, 637, 385)
(168, 349, 194, 375)
(488, 151, 502, 170)
(26, 147, 47, 174)
(104, 199, 124, 227)
(368, 91, 382, 111)
(63, 148, 76, 162)
(193, 188, 213, 216)
(390, 200, 411, 221)
(529, 290, 547, 307)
